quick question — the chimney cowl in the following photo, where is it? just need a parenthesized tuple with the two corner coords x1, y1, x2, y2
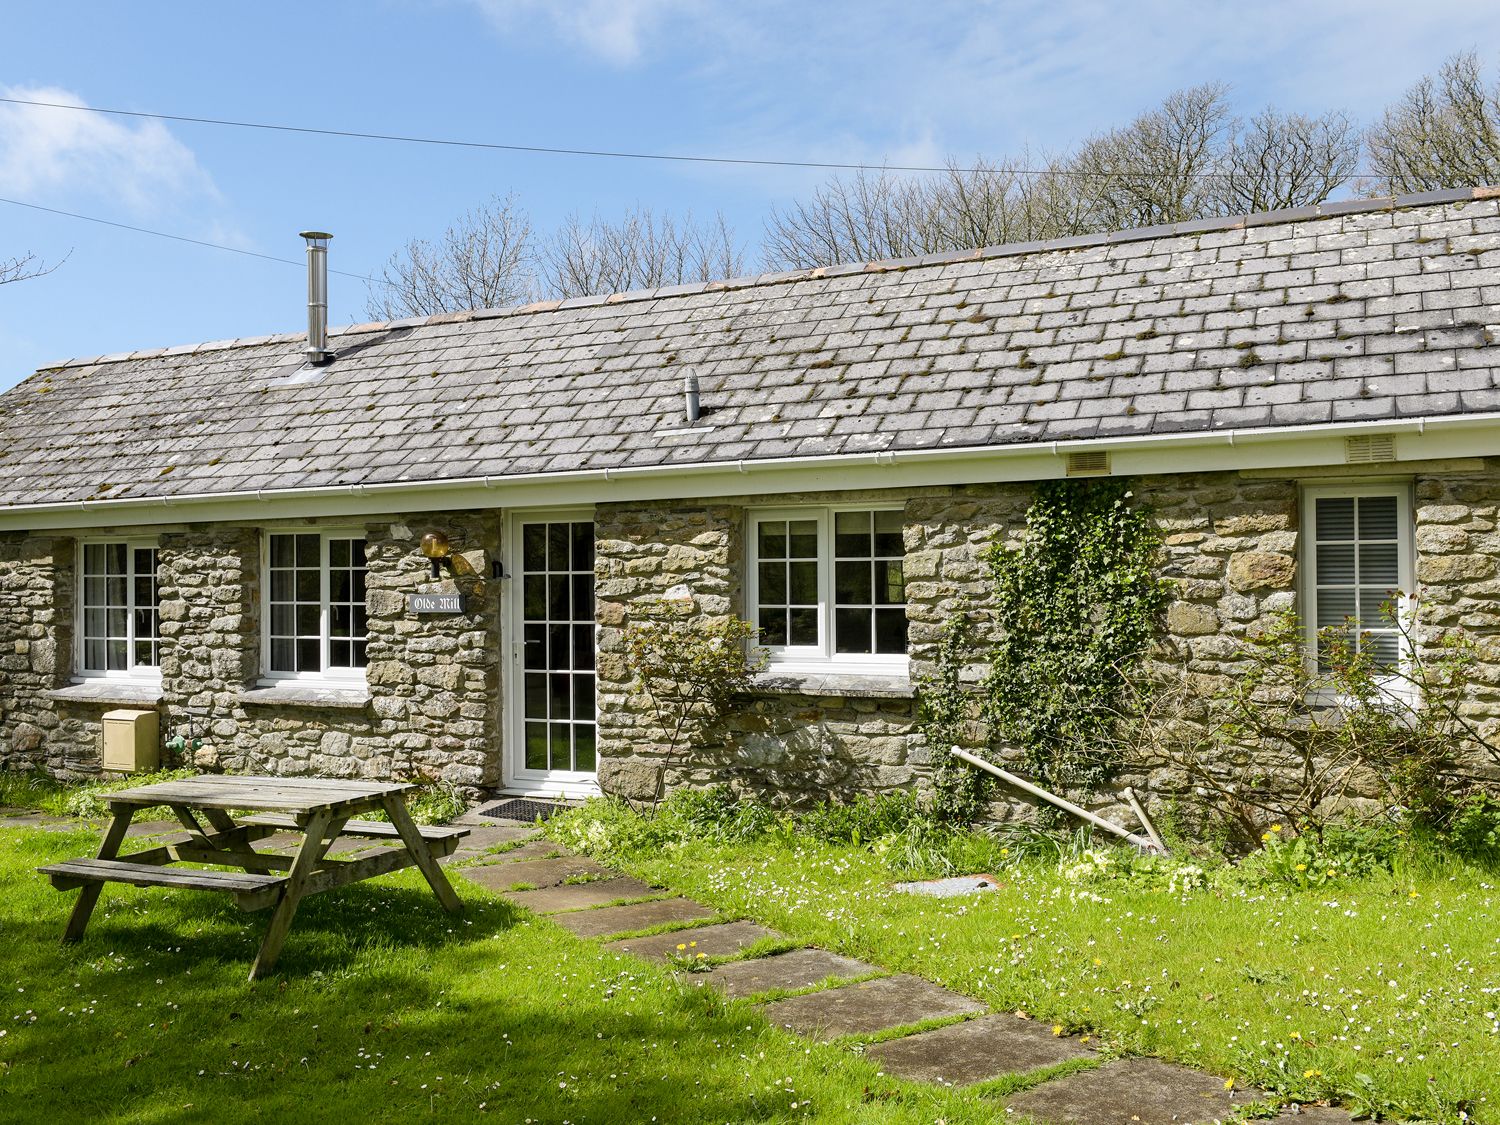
(300, 230, 333, 365)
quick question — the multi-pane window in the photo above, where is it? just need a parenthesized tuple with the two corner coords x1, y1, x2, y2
(749, 508, 908, 669)
(755, 518, 819, 648)
(79, 543, 159, 675)
(1305, 488, 1411, 671)
(833, 510, 907, 655)
(266, 532, 367, 677)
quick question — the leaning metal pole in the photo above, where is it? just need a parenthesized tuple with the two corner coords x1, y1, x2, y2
(948, 747, 1164, 854)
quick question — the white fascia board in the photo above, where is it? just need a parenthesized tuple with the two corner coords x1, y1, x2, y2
(4, 413, 1499, 532)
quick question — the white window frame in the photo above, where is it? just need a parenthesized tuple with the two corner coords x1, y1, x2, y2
(745, 504, 909, 675)
(1299, 482, 1415, 693)
(73, 538, 162, 683)
(259, 529, 369, 686)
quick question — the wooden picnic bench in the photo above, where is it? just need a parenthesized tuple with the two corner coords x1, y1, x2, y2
(36, 775, 469, 981)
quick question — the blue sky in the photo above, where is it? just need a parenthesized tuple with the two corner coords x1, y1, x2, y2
(3, 1, 1499, 390)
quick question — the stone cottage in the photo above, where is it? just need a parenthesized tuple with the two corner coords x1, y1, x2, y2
(2, 188, 1499, 807)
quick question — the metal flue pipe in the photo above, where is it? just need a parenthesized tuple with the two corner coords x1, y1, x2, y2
(299, 230, 333, 364)
(684, 371, 701, 424)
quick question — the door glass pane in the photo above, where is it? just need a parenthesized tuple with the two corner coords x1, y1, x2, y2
(525, 722, 548, 770)
(524, 672, 547, 718)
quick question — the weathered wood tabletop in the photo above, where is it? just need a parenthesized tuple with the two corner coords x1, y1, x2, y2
(37, 774, 469, 980)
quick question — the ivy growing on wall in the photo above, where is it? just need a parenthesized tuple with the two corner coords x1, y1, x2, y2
(978, 479, 1170, 804)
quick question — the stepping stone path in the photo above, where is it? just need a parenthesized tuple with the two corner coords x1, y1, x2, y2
(500, 875, 659, 913)
(463, 855, 612, 891)
(1007, 1057, 1268, 1125)
(690, 947, 878, 1000)
(603, 919, 776, 961)
(868, 1012, 1093, 1085)
(448, 819, 1352, 1124)
(763, 973, 985, 1039)
(550, 898, 715, 939)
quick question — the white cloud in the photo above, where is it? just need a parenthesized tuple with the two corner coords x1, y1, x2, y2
(0, 86, 217, 214)
(467, 0, 707, 64)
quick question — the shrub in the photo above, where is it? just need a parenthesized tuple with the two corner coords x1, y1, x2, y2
(621, 601, 765, 808)
(1124, 605, 1493, 851)
(797, 792, 926, 845)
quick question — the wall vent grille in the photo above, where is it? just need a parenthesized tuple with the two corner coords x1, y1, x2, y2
(1345, 434, 1396, 464)
(1066, 450, 1110, 476)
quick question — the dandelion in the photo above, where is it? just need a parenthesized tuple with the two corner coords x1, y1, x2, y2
(1224, 1078, 1235, 1090)
(1052, 1024, 1063, 1036)
(676, 944, 687, 952)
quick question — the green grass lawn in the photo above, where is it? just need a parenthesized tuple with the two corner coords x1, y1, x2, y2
(0, 825, 1016, 1124)
(560, 819, 1500, 1124)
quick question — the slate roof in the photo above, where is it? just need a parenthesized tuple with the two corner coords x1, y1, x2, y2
(3, 187, 1500, 508)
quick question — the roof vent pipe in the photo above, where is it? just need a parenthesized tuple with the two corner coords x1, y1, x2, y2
(299, 230, 333, 364)
(684, 371, 701, 425)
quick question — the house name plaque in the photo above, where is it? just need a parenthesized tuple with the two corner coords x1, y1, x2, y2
(407, 593, 466, 615)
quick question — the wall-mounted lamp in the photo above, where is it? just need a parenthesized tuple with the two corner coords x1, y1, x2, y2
(420, 530, 454, 578)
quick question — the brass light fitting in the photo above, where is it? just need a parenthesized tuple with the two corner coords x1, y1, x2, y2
(420, 530, 453, 577)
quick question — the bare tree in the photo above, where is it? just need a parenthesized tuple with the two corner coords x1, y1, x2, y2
(1067, 83, 1233, 230)
(1214, 107, 1360, 213)
(765, 85, 1357, 269)
(1366, 51, 1500, 194)
(1, 251, 61, 287)
(366, 193, 536, 319)
(763, 153, 1084, 270)
(539, 207, 744, 298)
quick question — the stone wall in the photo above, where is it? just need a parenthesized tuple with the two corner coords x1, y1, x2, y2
(0, 535, 74, 775)
(0, 510, 502, 789)
(1413, 468, 1500, 781)
(10, 458, 1500, 808)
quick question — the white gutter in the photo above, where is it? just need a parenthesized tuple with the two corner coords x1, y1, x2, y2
(3, 412, 1498, 530)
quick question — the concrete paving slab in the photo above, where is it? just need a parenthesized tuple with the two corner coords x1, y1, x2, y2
(462, 856, 611, 891)
(464, 839, 571, 865)
(691, 947, 881, 1000)
(1005, 1057, 1267, 1124)
(499, 876, 659, 913)
(761, 974, 985, 1039)
(445, 824, 537, 853)
(550, 898, 716, 939)
(603, 920, 780, 962)
(0, 813, 77, 831)
(867, 1014, 1092, 1085)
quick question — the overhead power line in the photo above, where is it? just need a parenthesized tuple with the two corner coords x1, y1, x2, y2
(0, 196, 388, 285)
(0, 94, 1376, 180)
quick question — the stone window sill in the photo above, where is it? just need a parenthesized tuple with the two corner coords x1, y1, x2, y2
(744, 671, 915, 700)
(47, 680, 164, 707)
(239, 683, 372, 710)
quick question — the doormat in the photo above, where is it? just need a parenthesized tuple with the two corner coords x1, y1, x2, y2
(477, 798, 566, 823)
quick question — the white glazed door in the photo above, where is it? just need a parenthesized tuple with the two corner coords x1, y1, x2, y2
(510, 518, 597, 790)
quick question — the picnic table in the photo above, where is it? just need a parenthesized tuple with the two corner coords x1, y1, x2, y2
(36, 775, 469, 980)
